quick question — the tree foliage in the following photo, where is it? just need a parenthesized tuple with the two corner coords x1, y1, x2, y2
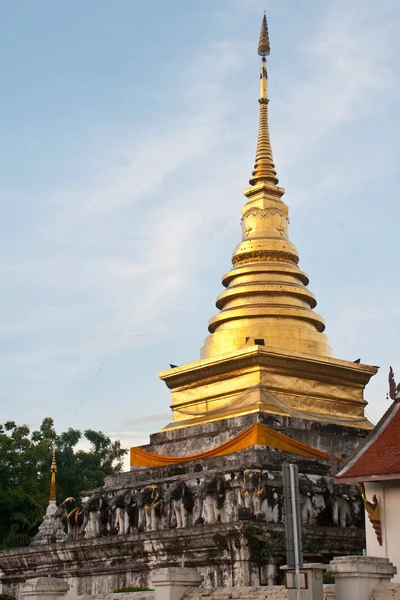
(0, 417, 127, 548)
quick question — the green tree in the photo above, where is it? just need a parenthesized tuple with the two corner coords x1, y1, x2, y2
(0, 418, 127, 548)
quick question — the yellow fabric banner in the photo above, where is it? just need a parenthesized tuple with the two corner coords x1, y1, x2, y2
(130, 422, 331, 467)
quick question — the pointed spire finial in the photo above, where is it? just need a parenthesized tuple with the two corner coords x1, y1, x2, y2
(258, 13, 270, 57)
(49, 448, 57, 502)
(249, 13, 278, 187)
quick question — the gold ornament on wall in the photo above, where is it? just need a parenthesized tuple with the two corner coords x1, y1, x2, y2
(358, 482, 382, 546)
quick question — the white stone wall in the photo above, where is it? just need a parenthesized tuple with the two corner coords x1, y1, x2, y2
(366, 481, 400, 582)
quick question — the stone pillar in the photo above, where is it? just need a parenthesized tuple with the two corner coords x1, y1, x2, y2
(330, 556, 397, 600)
(20, 577, 70, 600)
(152, 568, 203, 600)
(281, 563, 325, 600)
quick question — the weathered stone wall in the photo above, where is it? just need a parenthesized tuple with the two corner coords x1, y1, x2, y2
(0, 522, 283, 594)
(102, 449, 364, 539)
(140, 413, 367, 459)
(0, 520, 362, 596)
(0, 414, 367, 595)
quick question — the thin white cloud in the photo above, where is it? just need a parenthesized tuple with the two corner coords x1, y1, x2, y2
(271, 6, 395, 185)
(1, 2, 399, 438)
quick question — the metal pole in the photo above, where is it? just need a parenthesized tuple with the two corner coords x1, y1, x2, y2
(290, 464, 301, 600)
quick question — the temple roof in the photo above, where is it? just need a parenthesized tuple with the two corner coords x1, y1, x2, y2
(335, 397, 400, 482)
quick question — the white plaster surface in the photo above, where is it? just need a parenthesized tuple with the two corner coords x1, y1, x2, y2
(152, 568, 204, 600)
(366, 481, 400, 582)
(330, 556, 397, 600)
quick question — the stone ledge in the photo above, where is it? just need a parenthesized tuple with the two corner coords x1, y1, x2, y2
(185, 589, 287, 600)
(330, 556, 397, 577)
(185, 586, 336, 600)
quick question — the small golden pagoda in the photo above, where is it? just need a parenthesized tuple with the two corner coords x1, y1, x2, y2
(159, 15, 377, 431)
(49, 449, 57, 502)
(30, 449, 66, 545)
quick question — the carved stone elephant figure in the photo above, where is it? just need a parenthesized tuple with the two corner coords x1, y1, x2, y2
(165, 481, 194, 528)
(124, 488, 141, 534)
(60, 497, 86, 540)
(332, 484, 352, 527)
(239, 468, 265, 517)
(349, 484, 364, 528)
(299, 476, 315, 525)
(109, 489, 133, 535)
(81, 492, 103, 538)
(140, 484, 164, 531)
(197, 476, 227, 525)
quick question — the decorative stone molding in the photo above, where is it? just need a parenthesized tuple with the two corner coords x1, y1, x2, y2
(232, 250, 299, 267)
(152, 568, 203, 600)
(330, 556, 397, 600)
(20, 577, 71, 600)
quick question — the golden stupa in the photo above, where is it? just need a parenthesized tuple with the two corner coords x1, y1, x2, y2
(159, 15, 377, 430)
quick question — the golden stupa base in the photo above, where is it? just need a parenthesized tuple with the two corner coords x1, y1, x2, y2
(159, 345, 377, 431)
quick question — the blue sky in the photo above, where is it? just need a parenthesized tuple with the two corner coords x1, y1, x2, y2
(1, 0, 400, 454)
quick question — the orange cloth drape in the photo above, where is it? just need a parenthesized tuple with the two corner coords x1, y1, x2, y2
(130, 422, 331, 467)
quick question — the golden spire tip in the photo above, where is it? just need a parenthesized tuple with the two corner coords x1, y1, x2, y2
(51, 448, 57, 471)
(49, 448, 57, 502)
(258, 13, 270, 57)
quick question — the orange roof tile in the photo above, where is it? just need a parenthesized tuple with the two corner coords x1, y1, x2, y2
(335, 402, 400, 482)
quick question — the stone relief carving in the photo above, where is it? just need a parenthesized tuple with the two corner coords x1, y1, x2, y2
(59, 497, 86, 540)
(332, 483, 352, 528)
(82, 492, 103, 538)
(55, 471, 364, 539)
(239, 469, 266, 517)
(109, 489, 131, 535)
(165, 481, 194, 528)
(124, 488, 140, 534)
(263, 485, 282, 523)
(140, 484, 164, 531)
(299, 475, 315, 525)
(197, 476, 227, 525)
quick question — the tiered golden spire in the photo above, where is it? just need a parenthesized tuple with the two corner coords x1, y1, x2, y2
(258, 13, 270, 57)
(159, 13, 377, 432)
(251, 15, 276, 186)
(49, 449, 57, 502)
(200, 14, 332, 360)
